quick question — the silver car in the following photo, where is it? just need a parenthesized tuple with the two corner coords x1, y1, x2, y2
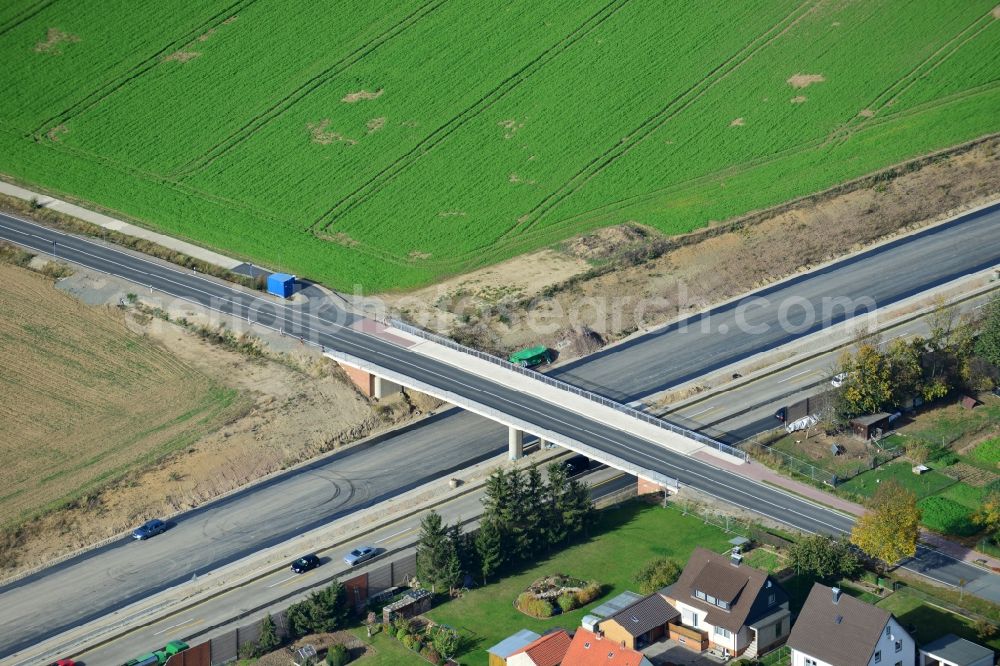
(343, 545, 376, 566)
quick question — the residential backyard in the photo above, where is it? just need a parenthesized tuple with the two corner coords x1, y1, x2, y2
(877, 586, 1000, 653)
(760, 393, 1000, 542)
(420, 500, 733, 665)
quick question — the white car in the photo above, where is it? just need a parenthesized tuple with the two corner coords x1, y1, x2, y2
(830, 372, 849, 388)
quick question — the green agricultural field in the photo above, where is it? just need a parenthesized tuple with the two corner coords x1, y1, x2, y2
(1, 1, 999, 291)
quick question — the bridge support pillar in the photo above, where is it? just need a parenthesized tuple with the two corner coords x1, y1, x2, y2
(539, 438, 554, 450)
(508, 427, 524, 460)
(373, 376, 402, 399)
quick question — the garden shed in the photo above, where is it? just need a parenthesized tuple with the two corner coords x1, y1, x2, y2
(849, 413, 891, 441)
(381, 588, 431, 625)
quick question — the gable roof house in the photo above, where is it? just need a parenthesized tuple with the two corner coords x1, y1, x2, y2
(661, 547, 791, 659)
(600, 591, 680, 650)
(562, 627, 654, 666)
(788, 583, 916, 666)
(507, 629, 573, 666)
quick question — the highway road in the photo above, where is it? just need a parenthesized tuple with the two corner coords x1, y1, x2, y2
(665, 290, 998, 443)
(552, 201, 1000, 401)
(67, 469, 633, 666)
(0, 203, 998, 656)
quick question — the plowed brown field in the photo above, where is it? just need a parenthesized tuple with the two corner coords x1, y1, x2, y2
(0, 264, 241, 527)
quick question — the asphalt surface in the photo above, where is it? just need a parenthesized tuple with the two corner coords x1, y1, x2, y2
(69, 468, 633, 666)
(0, 203, 998, 657)
(666, 292, 997, 444)
(552, 201, 1000, 401)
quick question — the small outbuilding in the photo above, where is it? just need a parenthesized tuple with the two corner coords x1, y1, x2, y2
(920, 633, 994, 666)
(266, 272, 295, 298)
(850, 413, 892, 441)
(488, 629, 542, 666)
(381, 588, 431, 625)
(961, 396, 981, 410)
(600, 591, 680, 650)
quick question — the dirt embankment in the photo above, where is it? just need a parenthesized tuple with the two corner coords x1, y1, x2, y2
(380, 136, 1000, 358)
(0, 265, 437, 578)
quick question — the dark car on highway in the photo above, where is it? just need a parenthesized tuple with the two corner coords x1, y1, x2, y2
(132, 518, 166, 540)
(290, 554, 321, 573)
(562, 454, 590, 477)
(344, 546, 377, 566)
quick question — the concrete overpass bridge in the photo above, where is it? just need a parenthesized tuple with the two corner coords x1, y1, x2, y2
(328, 319, 747, 494)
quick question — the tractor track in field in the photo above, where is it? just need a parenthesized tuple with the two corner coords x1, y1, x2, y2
(21, 135, 293, 228)
(502, 0, 818, 240)
(826, 7, 998, 150)
(297, 79, 1000, 274)
(336, 78, 1000, 273)
(171, 0, 447, 180)
(489, 80, 1000, 252)
(28, 0, 257, 139)
(310, 0, 635, 234)
(0, 0, 57, 39)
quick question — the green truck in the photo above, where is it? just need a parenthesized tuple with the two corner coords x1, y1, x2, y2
(121, 640, 189, 666)
(508, 345, 552, 368)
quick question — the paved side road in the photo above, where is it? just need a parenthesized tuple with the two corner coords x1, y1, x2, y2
(1, 203, 999, 656)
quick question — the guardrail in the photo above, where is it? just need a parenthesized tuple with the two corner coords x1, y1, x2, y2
(325, 348, 681, 491)
(388, 319, 747, 461)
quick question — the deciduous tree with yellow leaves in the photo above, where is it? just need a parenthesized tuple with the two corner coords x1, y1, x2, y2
(850, 480, 921, 569)
(840, 344, 893, 415)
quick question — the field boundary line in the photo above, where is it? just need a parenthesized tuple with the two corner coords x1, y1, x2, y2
(502, 83, 1000, 249)
(0, 0, 55, 38)
(15, 137, 295, 227)
(508, 0, 818, 238)
(310, 0, 634, 232)
(29, 0, 257, 138)
(825, 9, 997, 150)
(171, 0, 447, 179)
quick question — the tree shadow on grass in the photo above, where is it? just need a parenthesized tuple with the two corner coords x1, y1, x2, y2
(894, 603, 976, 646)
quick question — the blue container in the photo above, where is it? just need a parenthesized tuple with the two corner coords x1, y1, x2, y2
(267, 273, 295, 298)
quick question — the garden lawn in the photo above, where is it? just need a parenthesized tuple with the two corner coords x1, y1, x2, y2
(917, 496, 979, 537)
(971, 437, 1000, 467)
(744, 548, 785, 573)
(426, 501, 731, 666)
(877, 589, 1000, 652)
(350, 627, 424, 665)
(938, 482, 986, 510)
(837, 462, 956, 500)
(0, 1, 998, 291)
(907, 404, 1000, 449)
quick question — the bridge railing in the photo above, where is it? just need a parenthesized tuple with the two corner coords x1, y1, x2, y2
(389, 319, 747, 462)
(325, 348, 681, 491)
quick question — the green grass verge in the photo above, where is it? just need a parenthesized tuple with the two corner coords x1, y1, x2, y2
(425, 501, 732, 666)
(1, 0, 998, 290)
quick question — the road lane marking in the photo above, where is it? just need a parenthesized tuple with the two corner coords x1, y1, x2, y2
(778, 368, 815, 383)
(375, 528, 411, 543)
(686, 404, 718, 418)
(153, 618, 198, 636)
(267, 575, 297, 588)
